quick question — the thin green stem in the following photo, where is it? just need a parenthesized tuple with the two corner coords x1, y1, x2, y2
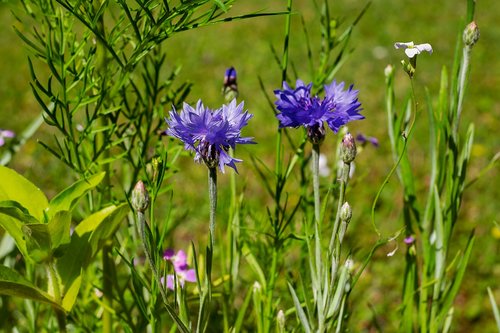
(137, 211, 190, 333)
(312, 144, 321, 223)
(47, 261, 66, 333)
(208, 167, 217, 249)
(102, 244, 113, 333)
(264, 246, 279, 333)
(329, 162, 350, 255)
(454, 46, 471, 136)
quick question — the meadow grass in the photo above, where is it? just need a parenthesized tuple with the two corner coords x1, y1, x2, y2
(0, 0, 498, 332)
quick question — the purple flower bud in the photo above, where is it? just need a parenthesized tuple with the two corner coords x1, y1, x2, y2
(341, 132, 357, 163)
(223, 67, 238, 101)
(463, 21, 480, 47)
(131, 180, 150, 213)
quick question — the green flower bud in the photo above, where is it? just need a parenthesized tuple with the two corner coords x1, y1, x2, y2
(340, 202, 352, 222)
(463, 21, 480, 47)
(341, 132, 357, 163)
(277, 310, 286, 333)
(131, 180, 150, 213)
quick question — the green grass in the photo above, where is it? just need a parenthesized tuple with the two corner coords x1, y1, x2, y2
(0, 0, 498, 331)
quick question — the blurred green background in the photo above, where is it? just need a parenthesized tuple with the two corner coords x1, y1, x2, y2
(0, 0, 498, 331)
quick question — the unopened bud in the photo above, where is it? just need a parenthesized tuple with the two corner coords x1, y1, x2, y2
(463, 21, 480, 47)
(341, 132, 357, 163)
(401, 59, 416, 78)
(223, 67, 239, 102)
(131, 180, 150, 213)
(277, 309, 286, 332)
(384, 64, 394, 78)
(340, 202, 352, 222)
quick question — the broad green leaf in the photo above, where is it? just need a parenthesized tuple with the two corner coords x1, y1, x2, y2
(0, 265, 61, 310)
(0, 201, 40, 261)
(22, 224, 52, 263)
(47, 172, 105, 219)
(57, 203, 129, 303)
(61, 275, 81, 312)
(76, 203, 129, 257)
(0, 215, 28, 259)
(0, 200, 40, 224)
(0, 166, 49, 221)
(48, 211, 72, 252)
(0, 234, 15, 260)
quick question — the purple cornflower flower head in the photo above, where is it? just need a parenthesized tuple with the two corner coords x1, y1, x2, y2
(165, 99, 254, 173)
(274, 79, 363, 144)
(356, 133, 379, 147)
(0, 129, 15, 147)
(223, 67, 238, 101)
(163, 249, 197, 290)
(394, 42, 433, 58)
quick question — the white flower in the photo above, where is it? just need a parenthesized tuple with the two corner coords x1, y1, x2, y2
(318, 153, 331, 177)
(394, 41, 433, 58)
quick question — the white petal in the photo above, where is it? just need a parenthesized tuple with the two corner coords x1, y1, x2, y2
(405, 48, 420, 58)
(416, 43, 433, 54)
(394, 41, 414, 49)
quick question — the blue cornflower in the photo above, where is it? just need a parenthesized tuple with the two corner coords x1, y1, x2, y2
(165, 99, 254, 173)
(274, 79, 363, 144)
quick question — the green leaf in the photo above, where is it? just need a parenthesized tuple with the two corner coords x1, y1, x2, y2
(76, 203, 129, 257)
(0, 265, 61, 310)
(47, 172, 105, 219)
(48, 210, 72, 252)
(288, 281, 312, 333)
(0, 166, 49, 221)
(22, 224, 52, 263)
(241, 243, 267, 289)
(232, 286, 253, 333)
(0, 200, 40, 224)
(0, 215, 28, 260)
(61, 275, 81, 312)
(57, 203, 129, 304)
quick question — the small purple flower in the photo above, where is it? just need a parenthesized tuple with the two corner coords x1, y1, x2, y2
(165, 99, 254, 173)
(356, 133, 379, 147)
(274, 80, 363, 143)
(404, 236, 416, 245)
(163, 249, 197, 290)
(0, 129, 15, 147)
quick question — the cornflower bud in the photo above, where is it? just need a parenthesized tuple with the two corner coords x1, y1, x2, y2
(463, 21, 480, 47)
(131, 180, 150, 213)
(277, 310, 286, 332)
(339, 202, 352, 243)
(341, 132, 357, 163)
(340, 202, 352, 222)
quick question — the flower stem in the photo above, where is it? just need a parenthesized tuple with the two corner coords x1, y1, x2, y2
(137, 210, 189, 333)
(47, 262, 67, 333)
(329, 161, 350, 256)
(454, 46, 471, 136)
(312, 144, 321, 224)
(208, 167, 217, 249)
